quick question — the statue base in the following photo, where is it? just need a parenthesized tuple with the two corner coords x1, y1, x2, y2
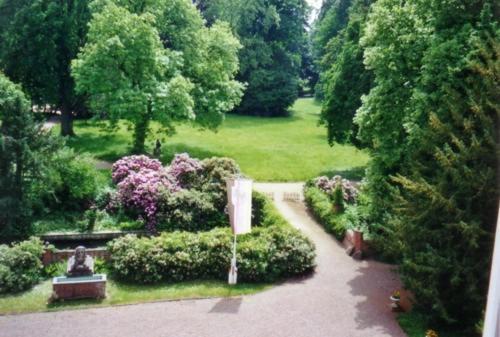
(51, 274, 106, 301)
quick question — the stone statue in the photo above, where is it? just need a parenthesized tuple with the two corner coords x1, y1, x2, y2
(67, 246, 94, 277)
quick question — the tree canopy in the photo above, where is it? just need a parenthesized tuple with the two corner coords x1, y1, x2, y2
(72, 0, 243, 153)
(197, 0, 309, 116)
(0, 0, 91, 136)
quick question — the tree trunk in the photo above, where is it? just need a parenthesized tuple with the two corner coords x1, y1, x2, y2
(60, 104, 75, 136)
(132, 113, 150, 154)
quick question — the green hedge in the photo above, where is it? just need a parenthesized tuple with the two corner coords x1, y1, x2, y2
(303, 185, 346, 240)
(0, 237, 44, 293)
(107, 194, 316, 283)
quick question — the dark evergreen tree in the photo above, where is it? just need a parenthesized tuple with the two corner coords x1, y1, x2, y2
(393, 27, 499, 326)
(319, 0, 373, 145)
(0, 73, 60, 241)
(0, 0, 91, 136)
(197, 0, 309, 116)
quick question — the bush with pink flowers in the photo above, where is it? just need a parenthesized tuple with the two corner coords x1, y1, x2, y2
(107, 153, 245, 232)
(312, 175, 358, 204)
(112, 155, 163, 184)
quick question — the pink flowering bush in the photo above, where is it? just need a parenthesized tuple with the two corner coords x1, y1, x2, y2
(116, 168, 178, 232)
(313, 175, 359, 203)
(112, 155, 163, 184)
(108, 153, 241, 233)
(167, 153, 203, 188)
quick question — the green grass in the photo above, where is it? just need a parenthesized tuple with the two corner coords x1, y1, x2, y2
(0, 278, 270, 315)
(60, 98, 369, 181)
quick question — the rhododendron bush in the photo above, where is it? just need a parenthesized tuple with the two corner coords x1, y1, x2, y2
(313, 175, 358, 203)
(109, 153, 240, 232)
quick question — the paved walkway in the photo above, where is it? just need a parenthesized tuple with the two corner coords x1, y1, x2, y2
(0, 183, 406, 337)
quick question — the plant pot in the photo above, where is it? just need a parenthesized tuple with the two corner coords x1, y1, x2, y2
(390, 295, 401, 312)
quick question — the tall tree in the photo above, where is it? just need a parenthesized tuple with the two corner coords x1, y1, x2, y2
(0, 73, 59, 241)
(72, 0, 243, 153)
(352, 0, 499, 327)
(198, 0, 309, 116)
(310, 0, 353, 98)
(319, 0, 373, 145)
(393, 27, 499, 327)
(0, 0, 91, 136)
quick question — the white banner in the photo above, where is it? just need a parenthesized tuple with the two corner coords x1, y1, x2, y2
(226, 178, 252, 235)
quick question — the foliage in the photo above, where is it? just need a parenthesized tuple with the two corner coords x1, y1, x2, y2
(167, 153, 203, 188)
(72, 0, 243, 153)
(34, 149, 100, 211)
(303, 185, 347, 240)
(353, 0, 499, 328)
(0, 237, 44, 293)
(0, 73, 60, 240)
(201, 0, 309, 116)
(197, 156, 240, 209)
(312, 175, 359, 203)
(319, 0, 373, 145)
(112, 155, 163, 184)
(311, 0, 353, 98)
(108, 225, 315, 283)
(0, 0, 90, 135)
(155, 189, 224, 232)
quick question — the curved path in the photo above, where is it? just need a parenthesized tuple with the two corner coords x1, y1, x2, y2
(0, 183, 406, 337)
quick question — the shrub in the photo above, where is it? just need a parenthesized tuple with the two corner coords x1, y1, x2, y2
(112, 155, 163, 184)
(311, 175, 359, 204)
(156, 189, 225, 232)
(304, 185, 347, 240)
(108, 225, 315, 283)
(198, 157, 240, 209)
(167, 153, 203, 188)
(0, 237, 44, 293)
(34, 148, 99, 211)
(116, 168, 178, 231)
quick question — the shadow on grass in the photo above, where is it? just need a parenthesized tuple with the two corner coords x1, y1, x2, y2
(318, 166, 367, 181)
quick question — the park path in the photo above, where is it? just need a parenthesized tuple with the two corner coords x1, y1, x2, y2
(0, 183, 406, 337)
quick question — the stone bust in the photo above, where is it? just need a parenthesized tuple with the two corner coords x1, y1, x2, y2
(67, 246, 94, 277)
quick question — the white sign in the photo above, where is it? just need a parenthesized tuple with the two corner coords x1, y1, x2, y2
(226, 178, 252, 235)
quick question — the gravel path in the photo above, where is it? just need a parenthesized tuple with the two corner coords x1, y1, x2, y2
(0, 183, 406, 337)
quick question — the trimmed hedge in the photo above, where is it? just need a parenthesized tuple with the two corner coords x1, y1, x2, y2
(0, 237, 44, 293)
(107, 194, 316, 283)
(303, 185, 346, 240)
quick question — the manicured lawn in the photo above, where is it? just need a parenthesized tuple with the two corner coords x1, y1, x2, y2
(60, 98, 369, 181)
(0, 279, 269, 315)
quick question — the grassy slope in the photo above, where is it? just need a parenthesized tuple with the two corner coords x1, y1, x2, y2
(61, 98, 369, 181)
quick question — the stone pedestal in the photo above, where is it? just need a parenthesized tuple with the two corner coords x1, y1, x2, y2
(52, 274, 106, 301)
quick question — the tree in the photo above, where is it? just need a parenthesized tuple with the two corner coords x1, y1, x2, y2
(72, 0, 243, 153)
(0, 73, 59, 241)
(393, 27, 499, 327)
(198, 0, 309, 116)
(352, 0, 499, 328)
(319, 0, 373, 145)
(310, 0, 353, 98)
(0, 0, 91, 136)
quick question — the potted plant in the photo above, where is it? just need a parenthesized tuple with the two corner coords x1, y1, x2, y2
(390, 290, 401, 311)
(425, 330, 438, 337)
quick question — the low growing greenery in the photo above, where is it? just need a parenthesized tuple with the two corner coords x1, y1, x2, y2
(303, 185, 347, 240)
(0, 237, 44, 293)
(108, 225, 316, 284)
